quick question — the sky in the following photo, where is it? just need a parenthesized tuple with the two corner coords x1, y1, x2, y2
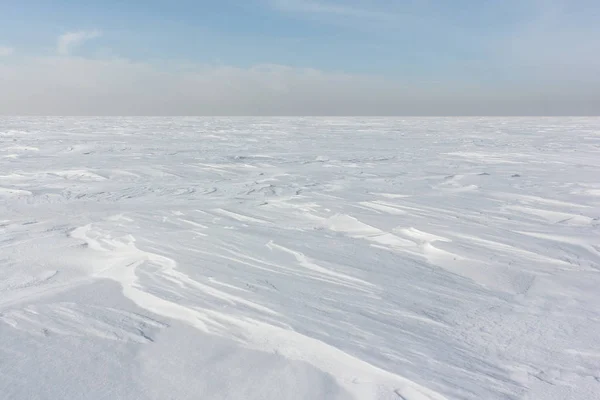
(0, 0, 599, 115)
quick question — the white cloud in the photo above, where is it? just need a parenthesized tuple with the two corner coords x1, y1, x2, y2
(57, 30, 101, 55)
(0, 46, 14, 56)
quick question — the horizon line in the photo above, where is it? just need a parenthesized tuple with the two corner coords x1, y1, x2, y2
(2, 115, 599, 118)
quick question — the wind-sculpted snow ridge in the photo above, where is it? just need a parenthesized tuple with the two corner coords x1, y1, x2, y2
(1, 117, 600, 400)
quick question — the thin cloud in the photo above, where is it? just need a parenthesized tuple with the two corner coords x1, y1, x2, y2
(490, 0, 600, 83)
(57, 30, 101, 55)
(272, 0, 395, 22)
(0, 46, 14, 56)
(267, 1, 469, 37)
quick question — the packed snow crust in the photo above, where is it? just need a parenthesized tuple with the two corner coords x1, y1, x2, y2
(1, 117, 600, 400)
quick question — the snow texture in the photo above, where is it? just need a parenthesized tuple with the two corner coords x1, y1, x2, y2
(1, 117, 600, 400)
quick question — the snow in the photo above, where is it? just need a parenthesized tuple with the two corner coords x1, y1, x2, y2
(1, 116, 600, 400)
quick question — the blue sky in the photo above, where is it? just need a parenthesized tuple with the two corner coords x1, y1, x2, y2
(0, 1, 535, 74)
(1, 1, 599, 115)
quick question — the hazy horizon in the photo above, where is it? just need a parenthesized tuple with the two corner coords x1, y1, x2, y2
(1, 1, 599, 116)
